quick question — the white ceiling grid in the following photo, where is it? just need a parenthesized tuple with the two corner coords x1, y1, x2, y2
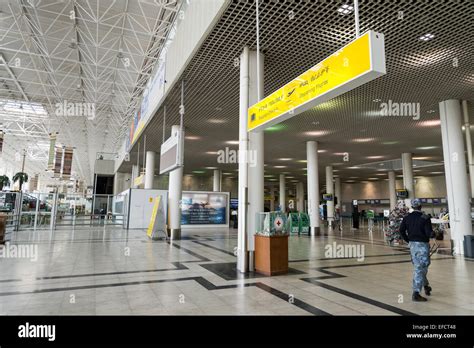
(123, 0, 473, 185)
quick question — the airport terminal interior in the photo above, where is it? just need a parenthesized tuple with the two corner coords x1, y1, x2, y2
(0, 0, 473, 317)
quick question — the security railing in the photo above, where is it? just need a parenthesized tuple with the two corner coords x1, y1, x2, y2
(0, 191, 125, 232)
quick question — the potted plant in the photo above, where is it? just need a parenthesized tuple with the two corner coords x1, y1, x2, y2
(0, 175, 10, 191)
(13, 172, 28, 191)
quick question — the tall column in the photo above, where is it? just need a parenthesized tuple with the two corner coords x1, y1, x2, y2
(247, 50, 264, 272)
(326, 166, 334, 226)
(144, 151, 156, 189)
(334, 177, 341, 209)
(307, 141, 320, 235)
(462, 100, 474, 198)
(113, 172, 124, 194)
(279, 174, 286, 212)
(269, 185, 275, 211)
(297, 182, 305, 212)
(237, 47, 250, 273)
(168, 125, 183, 240)
(388, 170, 397, 210)
(440, 99, 472, 255)
(213, 169, 221, 192)
(402, 152, 415, 204)
(131, 164, 139, 188)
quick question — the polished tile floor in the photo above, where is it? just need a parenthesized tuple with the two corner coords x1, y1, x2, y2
(0, 221, 473, 315)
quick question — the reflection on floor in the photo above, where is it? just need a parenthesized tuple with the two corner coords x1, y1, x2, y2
(0, 222, 473, 316)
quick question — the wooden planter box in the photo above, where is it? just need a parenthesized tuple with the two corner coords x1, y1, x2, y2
(254, 234, 289, 276)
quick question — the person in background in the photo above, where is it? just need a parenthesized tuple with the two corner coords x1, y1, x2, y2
(399, 199, 433, 302)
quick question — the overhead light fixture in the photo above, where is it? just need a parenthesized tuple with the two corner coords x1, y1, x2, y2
(274, 166, 287, 169)
(304, 130, 330, 137)
(186, 136, 200, 140)
(278, 158, 293, 161)
(208, 119, 226, 124)
(372, 98, 381, 102)
(367, 155, 383, 159)
(419, 120, 441, 127)
(318, 149, 327, 153)
(353, 138, 375, 143)
(417, 146, 438, 150)
(337, 4, 353, 15)
(419, 33, 435, 41)
(205, 167, 217, 170)
(206, 151, 218, 155)
(226, 140, 239, 145)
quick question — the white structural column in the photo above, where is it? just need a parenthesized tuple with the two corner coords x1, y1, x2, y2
(246, 50, 264, 272)
(131, 164, 139, 188)
(237, 47, 250, 273)
(279, 174, 286, 212)
(440, 99, 473, 254)
(462, 100, 474, 198)
(168, 125, 184, 240)
(306, 141, 320, 235)
(144, 151, 156, 189)
(402, 152, 415, 204)
(388, 170, 397, 210)
(296, 182, 304, 212)
(326, 166, 334, 226)
(213, 169, 222, 192)
(334, 177, 341, 209)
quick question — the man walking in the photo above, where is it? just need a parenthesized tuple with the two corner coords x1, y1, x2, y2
(399, 199, 433, 302)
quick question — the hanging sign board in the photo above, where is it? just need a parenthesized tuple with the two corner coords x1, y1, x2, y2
(47, 133, 57, 171)
(248, 30, 386, 132)
(159, 129, 184, 175)
(62, 147, 73, 179)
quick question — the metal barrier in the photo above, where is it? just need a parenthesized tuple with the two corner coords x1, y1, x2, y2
(0, 191, 125, 231)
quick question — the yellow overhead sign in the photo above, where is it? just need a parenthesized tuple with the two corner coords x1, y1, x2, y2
(248, 30, 386, 132)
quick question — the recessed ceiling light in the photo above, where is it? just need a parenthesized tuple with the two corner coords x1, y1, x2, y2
(205, 167, 217, 170)
(430, 171, 444, 174)
(274, 166, 287, 169)
(383, 141, 398, 145)
(373, 98, 381, 102)
(192, 170, 205, 174)
(419, 120, 440, 127)
(413, 156, 430, 160)
(367, 155, 383, 159)
(337, 4, 353, 14)
(206, 151, 218, 155)
(419, 33, 435, 41)
(226, 140, 239, 145)
(298, 160, 307, 163)
(186, 136, 200, 140)
(278, 158, 293, 161)
(208, 119, 226, 124)
(304, 130, 330, 137)
(353, 138, 375, 143)
(417, 146, 438, 150)
(318, 149, 327, 153)
(347, 166, 360, 169)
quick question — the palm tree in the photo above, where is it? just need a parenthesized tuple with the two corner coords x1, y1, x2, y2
(0, 175, 10, 191)
(13, 172, 28, 191)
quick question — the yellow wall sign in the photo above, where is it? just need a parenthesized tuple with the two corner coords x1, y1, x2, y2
(248, 30, 386, 132)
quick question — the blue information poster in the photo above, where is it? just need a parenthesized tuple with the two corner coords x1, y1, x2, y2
(181, 192, 228, 225)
